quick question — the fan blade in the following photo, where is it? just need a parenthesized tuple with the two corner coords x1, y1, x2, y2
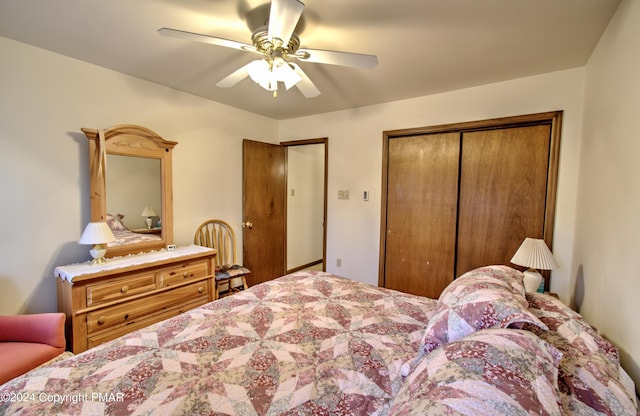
(294, 48, 378, 69)
(216, 62, 254, 88)
(290, 63, 320, 98)
(268, 0, 304, 47)
(158, 27, 258, 53)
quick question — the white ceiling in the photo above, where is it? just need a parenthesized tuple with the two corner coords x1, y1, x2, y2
(0, 0, 620, 120)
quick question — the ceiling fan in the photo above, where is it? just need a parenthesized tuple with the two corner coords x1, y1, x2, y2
(158, 0, 378, 98)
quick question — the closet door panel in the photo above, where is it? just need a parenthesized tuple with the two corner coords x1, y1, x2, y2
(456, 125, 551, 276)
(384, 132, 459, 299)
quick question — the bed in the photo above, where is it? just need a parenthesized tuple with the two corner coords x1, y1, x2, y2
(0, 266, 637, 415)
(106, 213, 162, 247)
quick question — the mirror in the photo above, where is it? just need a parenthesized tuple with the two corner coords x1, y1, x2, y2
(106, 155, 162, 230)
(82, 125, 177, 257)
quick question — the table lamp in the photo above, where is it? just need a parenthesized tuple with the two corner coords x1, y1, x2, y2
(141, 206, 157, 229)
(510, 238, 559, 293)
(79, 222, 115, 265)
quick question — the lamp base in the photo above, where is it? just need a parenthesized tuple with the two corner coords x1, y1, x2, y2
(89, 244, 108, 266)
(523, 269, 543, 293)
(145, 217, 152, 229)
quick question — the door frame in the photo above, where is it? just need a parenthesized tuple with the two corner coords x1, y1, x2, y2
(281, 137, 328, 272)
(379, 111, 562, 290)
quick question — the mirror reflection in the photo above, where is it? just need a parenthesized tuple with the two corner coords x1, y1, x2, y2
(105, 155, 162, 246)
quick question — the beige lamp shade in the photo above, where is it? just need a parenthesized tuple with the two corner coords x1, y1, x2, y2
(141, 206, 157, 229)
(79, 222, 115, 245)
(79, 222, 115, 265)
(510, 238, 559, 293)
(141, 206, 157, 217)
(510, 238, 559, 270)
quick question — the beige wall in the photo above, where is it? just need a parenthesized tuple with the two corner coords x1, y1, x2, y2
(0, 36, 278, 315)
(280, 69, 585, 296)
(286, 144, 325, 270)
(575, 0, 640, 391)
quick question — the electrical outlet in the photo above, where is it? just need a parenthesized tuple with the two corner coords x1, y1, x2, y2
(336, 258, 342, 267)
(338, 190, 349, 200)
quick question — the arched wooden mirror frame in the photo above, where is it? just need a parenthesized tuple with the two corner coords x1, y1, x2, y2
(82, 124, 178, 257)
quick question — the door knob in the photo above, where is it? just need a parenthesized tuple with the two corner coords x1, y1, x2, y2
(242, 221, 254, 229)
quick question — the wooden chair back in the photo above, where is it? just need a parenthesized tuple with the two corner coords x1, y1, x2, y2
(194, 219, 238, 268)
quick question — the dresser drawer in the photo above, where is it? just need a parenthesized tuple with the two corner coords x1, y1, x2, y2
(86, 272, 156, 307)
(157, 259, 209, 287)
(86, 299, 207, 349)
(87, 282, 209, 334)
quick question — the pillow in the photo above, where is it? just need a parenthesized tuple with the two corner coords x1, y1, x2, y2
(525, 293, 638, 414)
(106, 213, 128, 231)
(389, 328, 562, 416)
(420, 265, 548, 354)
(525, 292, 619, 366)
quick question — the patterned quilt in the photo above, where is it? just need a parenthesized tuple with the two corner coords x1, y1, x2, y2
(1, 269, 637, 415)
(0, 271, 436, 415)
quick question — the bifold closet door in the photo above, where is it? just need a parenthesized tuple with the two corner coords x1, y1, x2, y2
(455, 124, 551, 276)
(384, 132, 459, 299)
(381, 112, 561, 297)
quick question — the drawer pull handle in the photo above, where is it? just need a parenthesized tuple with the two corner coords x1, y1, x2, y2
(97, 316, 106, 325)
(198, 287, 204, 293)
(124, 314, 129, 320)
(121, 285, 129, 294)
(183, 272, 189, 278)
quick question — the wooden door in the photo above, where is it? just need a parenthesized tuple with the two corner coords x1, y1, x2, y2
(242, 139, 286, 286)
(383, 132, 460, 299)
(380, 111, 562, 297)
(456, 125, 551, 276)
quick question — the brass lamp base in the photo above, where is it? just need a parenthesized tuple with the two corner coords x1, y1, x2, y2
(89, 244, 108, 266)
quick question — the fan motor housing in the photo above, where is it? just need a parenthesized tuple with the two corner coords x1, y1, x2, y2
(252, 26, 300, 55)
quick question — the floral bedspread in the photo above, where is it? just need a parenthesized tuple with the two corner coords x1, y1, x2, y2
(109, 229, 162, 246)
(1, 270, 636, 415)
(0, 271, 436, 415)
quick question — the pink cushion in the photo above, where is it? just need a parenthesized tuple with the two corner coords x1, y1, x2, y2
(106, 213, 128, 231)
(0, 313, 66, 385)
(0, 313, 66, 348)
(0, 342, 65, 385)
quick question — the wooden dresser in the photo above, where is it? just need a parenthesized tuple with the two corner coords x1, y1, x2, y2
(55, 245, 217, 353)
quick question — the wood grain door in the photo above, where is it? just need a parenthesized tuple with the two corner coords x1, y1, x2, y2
(383, 132, 460, 299)
(456, 124, 551, 276)
(242, 139, 286, 286)
(380, 111, 562, 297)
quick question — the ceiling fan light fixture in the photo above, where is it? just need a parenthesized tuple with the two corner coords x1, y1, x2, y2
(245, 60, 276, 91)
(273, 58, 301, 89)
(247, 59, 271, 84)
(246, 57, 301, 93)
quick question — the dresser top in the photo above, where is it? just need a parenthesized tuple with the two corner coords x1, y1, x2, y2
(55, 245, 216, 282)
